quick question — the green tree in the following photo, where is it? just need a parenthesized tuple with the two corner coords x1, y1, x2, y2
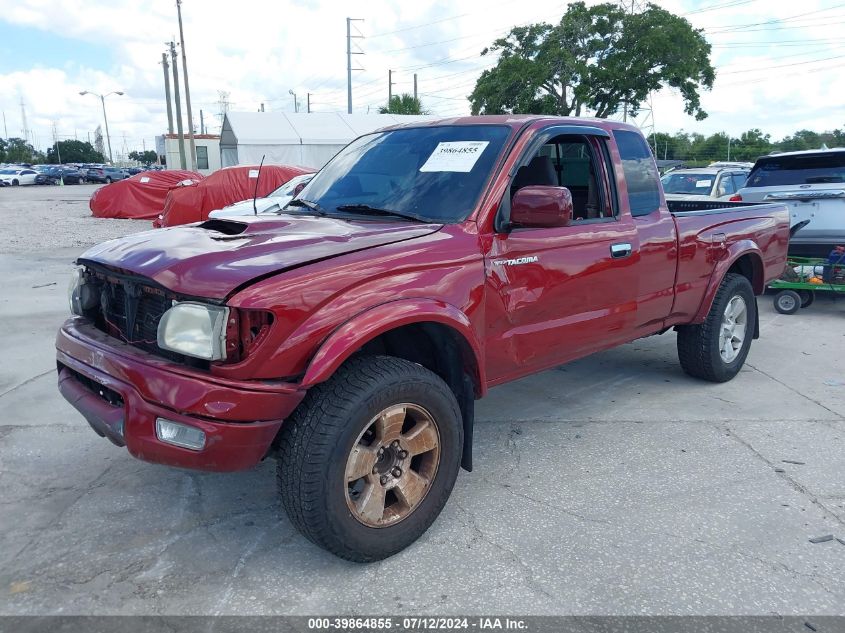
(470, 2, 714, 120)
(0, 137, 42, 164)
(128, 150, 158, 164)
(46, 139, 105, 164)
(378, 94, 428, 115)
(729, 129, 772, 162)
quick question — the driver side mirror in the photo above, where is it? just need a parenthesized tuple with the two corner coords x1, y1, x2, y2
(510, 186, 573, 229)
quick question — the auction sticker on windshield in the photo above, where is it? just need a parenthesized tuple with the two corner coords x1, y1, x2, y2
(420, 141, 490, 173)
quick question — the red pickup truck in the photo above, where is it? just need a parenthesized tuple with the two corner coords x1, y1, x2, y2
(57, 116, 789, 561)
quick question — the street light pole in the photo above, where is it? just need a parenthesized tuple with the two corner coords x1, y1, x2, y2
(289, 89, 298, 113)
(80, 90, 123, 164)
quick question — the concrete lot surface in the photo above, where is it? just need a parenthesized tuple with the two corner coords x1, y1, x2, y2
(1, 186, 844, 615)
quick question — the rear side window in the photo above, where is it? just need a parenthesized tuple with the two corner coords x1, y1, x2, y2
(747, 153, 845, 187)
(613, 130, 661, 217)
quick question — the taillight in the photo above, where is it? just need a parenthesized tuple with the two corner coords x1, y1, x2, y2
(729, 194, 742, 202)
(222, 309, 274, 363)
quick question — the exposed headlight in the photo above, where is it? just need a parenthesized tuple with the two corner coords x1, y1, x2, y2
(68, 267, 84, 315)
(157, 302, 229, 361)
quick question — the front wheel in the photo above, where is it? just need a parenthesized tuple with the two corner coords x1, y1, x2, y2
(277, 355, 462, 562)
(773, 290, 801, 315)
(105, 177, 112, 184)
(677, 273, 756, 382)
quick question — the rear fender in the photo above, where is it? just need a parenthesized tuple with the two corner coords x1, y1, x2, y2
(693, 241, 764, 324)
(301, 299, 486, 394)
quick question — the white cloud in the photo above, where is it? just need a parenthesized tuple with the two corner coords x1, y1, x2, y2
(1, 0, 844, 158)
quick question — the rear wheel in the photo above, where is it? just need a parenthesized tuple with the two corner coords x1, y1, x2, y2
(105, 177, 112, 184)
(677, 273, 756, 382)
(797, 289, 815, 309)
(774, 290, 801, 315)
(277, 355, 462, 562)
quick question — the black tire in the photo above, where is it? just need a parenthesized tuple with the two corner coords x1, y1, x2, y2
(798, 289, 815, 309)
(774, 290, 801, 315)
(677, 273, 756, 383)
(105, 177, 112, 184)
(11, 179, 19, 186)
(277, 355, 462, 562)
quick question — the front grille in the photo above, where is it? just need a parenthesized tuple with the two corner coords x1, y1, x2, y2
(85, 269, 191, 365)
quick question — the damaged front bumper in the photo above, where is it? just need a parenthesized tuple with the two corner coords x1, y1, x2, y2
(56, 318, 305, 472)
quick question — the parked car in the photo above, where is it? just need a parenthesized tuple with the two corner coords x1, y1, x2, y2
(207, 174, 315, 219)
(0, 167, 39, 186)
(733, 148, 845, 256)
(34, 166, 86, 185)
(86, 166, 129, 184)
(661, 167, 749, 201)
(57, 116, 790, 562)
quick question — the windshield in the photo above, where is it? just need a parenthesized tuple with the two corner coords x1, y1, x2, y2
(268, 174, 312, 198)
(747, 153, 845, 187)
(660, 173, 716, 195)
(296, 124, 511, 223)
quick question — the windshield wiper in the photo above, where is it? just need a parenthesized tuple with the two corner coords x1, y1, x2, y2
(334, 204, 430, 223)
(280, 198, 327, 216)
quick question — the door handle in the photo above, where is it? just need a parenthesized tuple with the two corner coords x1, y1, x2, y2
(610, 243, 632, 258)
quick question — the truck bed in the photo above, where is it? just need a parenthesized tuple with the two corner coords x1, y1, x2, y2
(667, 200, 791, 323)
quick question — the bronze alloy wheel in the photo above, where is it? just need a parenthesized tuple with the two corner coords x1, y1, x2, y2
(345, 403, 441, 528)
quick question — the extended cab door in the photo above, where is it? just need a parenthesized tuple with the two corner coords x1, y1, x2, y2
(483, 127, 640, 384)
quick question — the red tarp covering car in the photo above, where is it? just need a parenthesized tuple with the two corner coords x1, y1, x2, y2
(89, 170, 203, 220)
(155, 165, 313, 227)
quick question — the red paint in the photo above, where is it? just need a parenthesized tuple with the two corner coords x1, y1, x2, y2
(57, 116, 790, 472)
(510, 186, 573, 228)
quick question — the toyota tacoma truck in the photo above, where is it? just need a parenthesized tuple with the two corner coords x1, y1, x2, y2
(57, 116, 790, 561)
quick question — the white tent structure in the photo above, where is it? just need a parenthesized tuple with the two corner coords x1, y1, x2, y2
(220, 112, 433, 169)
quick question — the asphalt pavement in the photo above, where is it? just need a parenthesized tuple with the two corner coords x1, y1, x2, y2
(1, 185, 844, 615)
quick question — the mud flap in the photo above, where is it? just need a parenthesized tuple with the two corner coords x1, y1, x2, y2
(753, 296, 760, 339)
(460, 373, 474, 472)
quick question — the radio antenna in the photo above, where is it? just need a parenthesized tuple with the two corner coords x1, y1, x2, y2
(253, 155, 266, 216)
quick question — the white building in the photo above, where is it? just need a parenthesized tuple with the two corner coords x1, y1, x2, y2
(155, 134, 221, 175)
(219, 112, 432, 169)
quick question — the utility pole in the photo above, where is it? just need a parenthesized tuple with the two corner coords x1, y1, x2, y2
(388, 69, 393, 103)
(413, 73, 418, 100)
(2, 110, 7, 138)
(200, 109, 204, 134)
(176, 0, 196, 171)
(346, 17, 364, 114)
(169, 41, 187, 170)
(307, 93, 311, 113)
(20, 97, 29, 143)
(727, 135, 731, 161)
(161, 52, 174, 134)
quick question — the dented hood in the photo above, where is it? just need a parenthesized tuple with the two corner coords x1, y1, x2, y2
(79, 215, 442, 299)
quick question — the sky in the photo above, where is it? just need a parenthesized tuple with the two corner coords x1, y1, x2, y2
(0, 0, 844, 158)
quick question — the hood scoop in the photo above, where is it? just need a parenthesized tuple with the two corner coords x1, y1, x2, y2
(198, 218, 249, 236)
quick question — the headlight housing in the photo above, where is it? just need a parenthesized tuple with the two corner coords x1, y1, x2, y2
(68, 267, 83, 315)
(157, 302, 230, 361)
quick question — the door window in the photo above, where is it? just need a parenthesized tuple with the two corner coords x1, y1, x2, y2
(716, 174, 735, 196)
(612, 130, 661, 217)
(511, 135, 611, 221)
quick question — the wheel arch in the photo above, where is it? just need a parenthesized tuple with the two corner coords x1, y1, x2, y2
(300, 299, 485, 472)
(694, 243, 764, 326)
(301, 299, 484, 395)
